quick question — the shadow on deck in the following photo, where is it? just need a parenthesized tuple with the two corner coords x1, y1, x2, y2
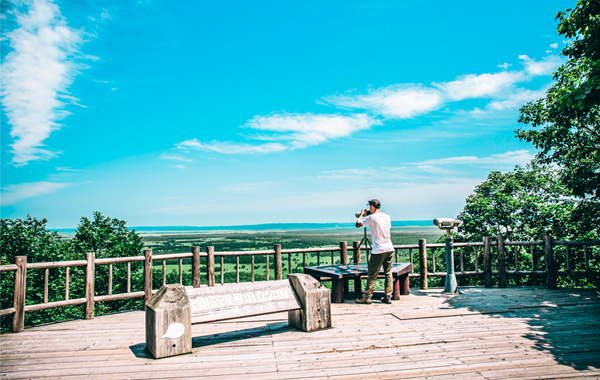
(443, 287, 600, 372)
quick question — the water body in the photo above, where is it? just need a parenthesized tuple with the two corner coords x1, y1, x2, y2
(57, 220, 436, 237)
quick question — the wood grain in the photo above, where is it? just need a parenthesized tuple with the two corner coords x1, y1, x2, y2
(2, 287, 599, 379)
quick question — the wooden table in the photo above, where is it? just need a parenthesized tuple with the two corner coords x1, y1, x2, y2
(304, 263, 412, 303)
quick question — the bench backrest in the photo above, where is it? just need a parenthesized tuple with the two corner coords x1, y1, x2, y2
(186, 280, 301, 324)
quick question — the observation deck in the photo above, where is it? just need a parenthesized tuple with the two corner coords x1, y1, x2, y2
(2, 286, 599, 379)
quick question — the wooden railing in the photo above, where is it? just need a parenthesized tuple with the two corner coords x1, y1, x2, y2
(1, 236, 598, 333)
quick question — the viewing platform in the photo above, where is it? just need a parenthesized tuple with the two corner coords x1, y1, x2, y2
(2, 286, 599, 379)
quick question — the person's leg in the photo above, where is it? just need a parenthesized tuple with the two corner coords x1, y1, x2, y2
(381, 251, 394, 303)
(356, 254, 384, 303)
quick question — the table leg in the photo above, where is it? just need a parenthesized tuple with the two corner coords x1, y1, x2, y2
(331, 279, 344, 303)
(354, 277, 361, 295)
(400, 273, 410, 295)
(393, 277, 400, 300)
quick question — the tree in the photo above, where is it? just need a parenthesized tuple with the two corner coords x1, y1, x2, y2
(456, 165, 577, 242)
(71, 211, 143, 259)
(517, 0, 600, 200)
(1, 213, 146, 331)
(0, 215, 67, 264)
(0, 216, 81, 331)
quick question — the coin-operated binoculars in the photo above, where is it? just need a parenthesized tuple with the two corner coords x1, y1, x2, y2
(433, 218, 463, 293)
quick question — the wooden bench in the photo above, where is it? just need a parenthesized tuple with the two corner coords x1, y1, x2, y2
(146, 274, 331, 359)
(304, 263, 412, 303)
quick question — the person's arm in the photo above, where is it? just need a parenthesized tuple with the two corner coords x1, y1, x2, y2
(355, 209, 366, 228)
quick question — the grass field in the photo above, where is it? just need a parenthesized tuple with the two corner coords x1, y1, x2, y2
(142, 225, 443, 253)
(145, 225, 443, 284)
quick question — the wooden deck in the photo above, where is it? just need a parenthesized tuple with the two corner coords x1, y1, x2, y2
(1, 287, 599, 379)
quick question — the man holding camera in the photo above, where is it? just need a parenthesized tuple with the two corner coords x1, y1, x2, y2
(355, 199, 395, 304)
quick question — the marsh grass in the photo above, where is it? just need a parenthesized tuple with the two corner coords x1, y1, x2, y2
(147, 226, 442, 286)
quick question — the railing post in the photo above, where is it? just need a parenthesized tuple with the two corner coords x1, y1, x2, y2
(483, 236, 492, 288)
(12, 256, 27, 333)
(353, 241, 361, 264)
(340, 241, 349, 295)
(274, 244, 282, 280)
(206, 246, 215, 286)
(498, 236, 507, 288)
(353, 241, 361, 294)
(340, 241, 348, 265)
(418, 239, 428, 290)
(544, 236, 557, 289)
(144, 249, 153, 305)
(191, 246, 201, 288)
(85, 252, 95, 319)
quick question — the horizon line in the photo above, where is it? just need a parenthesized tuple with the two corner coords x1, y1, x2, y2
(54, 220, 436, 232)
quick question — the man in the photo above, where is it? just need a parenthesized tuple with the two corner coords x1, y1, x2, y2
(355, 199, 395, 304)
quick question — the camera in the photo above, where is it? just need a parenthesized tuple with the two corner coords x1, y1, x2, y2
(355, 210, 372, 218)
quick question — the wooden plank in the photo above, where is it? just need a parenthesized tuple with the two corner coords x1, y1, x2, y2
(187, 280, 301, 324)
(2, 287, 600, 380)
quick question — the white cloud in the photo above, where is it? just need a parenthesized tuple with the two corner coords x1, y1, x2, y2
(519, 54, 562, 76)
(322, 85, 443, 119)
(169, 54, 558, 159)
(1, 0, 83, 166)
(322, 55, 561, 120)
(247, 113, 376, 148)
(319, 168, 374, 179)
(416, 150, 534, 167)
(550, 43, 558, 49)
(1, 181, 70, 206)
(321, 150, 534, 182)
(487, 88, 548, 111)
(220, 181, 278, 193)
(176, 113, 377, 154)
(435, 71, 523, 101)
(159, 153, 193, 162)
(177, 139, 288, 154)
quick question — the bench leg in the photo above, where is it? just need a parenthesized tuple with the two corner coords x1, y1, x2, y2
(331, 279, 344, 303)
(288, 274, 332, 332)
(393, 277, 400, 300)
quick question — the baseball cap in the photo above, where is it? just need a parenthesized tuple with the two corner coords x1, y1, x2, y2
(367, 199, 381, 209)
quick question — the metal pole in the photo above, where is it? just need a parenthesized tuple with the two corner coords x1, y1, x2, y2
(443, 231, 458, 293)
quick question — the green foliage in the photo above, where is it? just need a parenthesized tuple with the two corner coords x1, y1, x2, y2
(71, 211, 143, 259)
(1, 215, 68, 264)
(71, 212, 145, 315)
(453, 1, 600, 288)
(517, 0, 600, 201)
(1, 212, 145, 332)
(457, 165, 579, 242)
(0, 216, 82, 331)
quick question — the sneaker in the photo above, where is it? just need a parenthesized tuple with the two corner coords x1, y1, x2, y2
(381, 295, 392, 304)
(355, 296, 372, 304)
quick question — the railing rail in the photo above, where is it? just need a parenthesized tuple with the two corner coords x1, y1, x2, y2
(1, 236, 598, 332)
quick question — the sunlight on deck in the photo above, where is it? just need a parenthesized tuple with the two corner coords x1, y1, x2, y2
(1, 287, 599, 379)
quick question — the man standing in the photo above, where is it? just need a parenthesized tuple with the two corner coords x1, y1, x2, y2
(355, 199, 395, 304)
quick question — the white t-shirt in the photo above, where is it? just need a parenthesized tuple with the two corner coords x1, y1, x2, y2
(361, 212, 394, 254)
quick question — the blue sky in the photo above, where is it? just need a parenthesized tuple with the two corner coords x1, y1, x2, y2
(1, 0, 571, 229)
